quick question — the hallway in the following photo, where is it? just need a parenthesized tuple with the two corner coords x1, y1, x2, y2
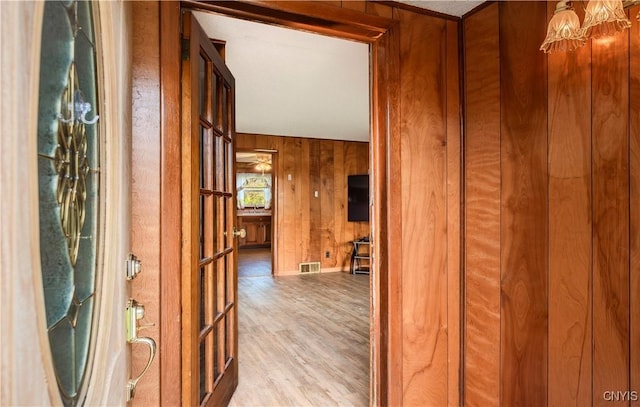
(229, 269, 370, 406)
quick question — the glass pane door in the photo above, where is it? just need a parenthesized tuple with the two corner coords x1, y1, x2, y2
(183, 12, 238, 407)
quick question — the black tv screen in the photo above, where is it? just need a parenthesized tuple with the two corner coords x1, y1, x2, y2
(348, 174, 369, 222)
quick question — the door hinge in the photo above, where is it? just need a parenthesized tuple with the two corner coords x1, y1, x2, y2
(181, 38, 190, 60)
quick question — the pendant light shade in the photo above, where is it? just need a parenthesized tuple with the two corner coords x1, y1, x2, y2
(582, 0, 632, 38)
(540, 1, 586, 53)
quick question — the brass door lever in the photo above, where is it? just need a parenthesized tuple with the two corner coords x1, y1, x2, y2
(125, 299, 156, 401)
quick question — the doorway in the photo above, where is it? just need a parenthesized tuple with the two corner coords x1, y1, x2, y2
(158, 2, 395, 405)
(213, 11, 372, 404)
(236, 150, 274, 278)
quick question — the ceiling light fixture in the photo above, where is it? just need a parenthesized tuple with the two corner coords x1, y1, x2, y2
(540, 0, 639, 53)
(255, 162, 271, 175)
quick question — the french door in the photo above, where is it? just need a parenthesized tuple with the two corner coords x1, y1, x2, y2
(181, 11, 239, 407)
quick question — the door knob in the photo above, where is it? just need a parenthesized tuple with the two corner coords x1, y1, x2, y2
(126, 299, 156, 401)
(233, 227, 246, 238)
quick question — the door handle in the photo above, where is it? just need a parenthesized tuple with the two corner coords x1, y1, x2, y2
(233, 227, 246, 238)
(126, 299, 156, 401)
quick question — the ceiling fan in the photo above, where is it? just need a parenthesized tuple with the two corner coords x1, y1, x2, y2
(236, 152, 272, 174)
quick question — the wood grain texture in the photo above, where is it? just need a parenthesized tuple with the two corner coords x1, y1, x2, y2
(158, 2, 183, 405)
(92, 2, 137, 396)
(369, 23, 401, 407)
(309, 139, 321, 263)
(383, 24, 403, 407)
(631, 5, 640, 405)
(463, 2, 640, 405)
(180, 13, 201, 406)
(228, 272, 370, 406)
(341, 0, 366, 13)
(499, 2, 548, 406)
(183, 0, 392, 43)
(320, 141, 337, 269)
(131, 3, 162, 406)
(298, 138, 310, 263)
(282, 136, 298, 273)
(546, 2, 592, 406)
(397, 9, 449, 406)
(366, 1, 393, 19)
(333, 141, 348, 269)
(462, 4, 501, 406)
(236, 134, 370, 275)
(2, 3, 64, 405)
(445, 18, 461, 407)
(592, 20, 630, 407)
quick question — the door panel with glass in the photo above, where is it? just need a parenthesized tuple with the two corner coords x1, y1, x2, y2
(33, 1, 137, 405)
(182, 11, 239, 407)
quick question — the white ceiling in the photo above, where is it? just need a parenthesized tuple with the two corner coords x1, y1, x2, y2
(395, 0, 485, 17)
(194, 11, 370, 142)
(194, 2, 483, 143)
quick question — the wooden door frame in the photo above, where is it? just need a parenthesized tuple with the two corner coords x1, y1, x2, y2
(159, 2, 400, 405)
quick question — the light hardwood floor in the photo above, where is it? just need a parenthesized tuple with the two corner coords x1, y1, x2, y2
(238, 248, 272, 277)
(229, 261, 370, 407)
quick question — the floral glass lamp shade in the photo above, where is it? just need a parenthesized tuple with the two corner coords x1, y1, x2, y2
(582, 0, 631, 38)
(541, 1, 586, 53)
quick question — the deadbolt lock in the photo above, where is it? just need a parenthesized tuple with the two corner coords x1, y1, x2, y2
(126, 254, 142, 280)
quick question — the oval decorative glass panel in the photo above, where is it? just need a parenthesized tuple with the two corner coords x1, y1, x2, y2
(36, 1, 101, 405)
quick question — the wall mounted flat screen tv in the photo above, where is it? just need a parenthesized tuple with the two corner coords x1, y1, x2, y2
(348, 174, 369, 222)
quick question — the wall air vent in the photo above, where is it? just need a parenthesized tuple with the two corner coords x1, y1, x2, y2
(299, 262, 321, 274)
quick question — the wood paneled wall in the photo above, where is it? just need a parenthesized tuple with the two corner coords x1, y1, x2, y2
(393, 8, 461, 407)
(330, 3, 462, 405)
(236, 134, 369, 275)
(463, 3, 640, 405)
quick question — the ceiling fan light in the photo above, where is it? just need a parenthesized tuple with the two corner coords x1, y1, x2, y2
(255, 162, 271, 172)
(540, 2, 586, 53)
(582, 0, 632, 38)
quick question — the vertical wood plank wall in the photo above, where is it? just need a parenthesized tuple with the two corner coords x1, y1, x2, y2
(394, 8, 461, 407)
(499, 3, 548, 405)
(397, 8, 447, 406)
(631, 4, 640, 402)
(463, 4, 501, 406)
(546, 2, 592, 406)
(235, 134, 370, 275)
(592, 8, 630, 404)
(463, 2, 640, 405)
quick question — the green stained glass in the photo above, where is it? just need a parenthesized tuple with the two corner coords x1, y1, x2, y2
(37, 1, 101, 405)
